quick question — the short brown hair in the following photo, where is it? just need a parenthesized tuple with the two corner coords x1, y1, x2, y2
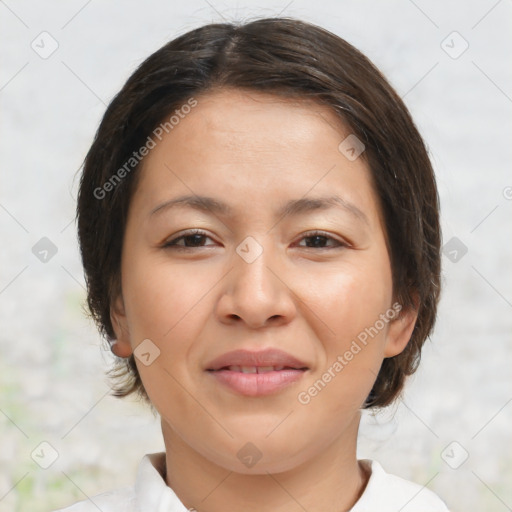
(76, 17, 441, 408)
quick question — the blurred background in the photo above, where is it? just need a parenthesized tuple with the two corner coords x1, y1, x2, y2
(1, 1, 511, 511)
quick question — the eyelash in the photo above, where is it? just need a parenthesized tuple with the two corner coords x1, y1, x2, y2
(162, 229, 348, 251)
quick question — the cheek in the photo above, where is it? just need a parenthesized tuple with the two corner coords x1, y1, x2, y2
(295, 254, 393, 401)
(302, 257, 393, 342)
(122, 256, 216, 340)
(121, 257, 215, 410)
(121, 256, 221, 398)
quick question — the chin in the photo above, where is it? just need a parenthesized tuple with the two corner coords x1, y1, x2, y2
(203, 436, 315, 475)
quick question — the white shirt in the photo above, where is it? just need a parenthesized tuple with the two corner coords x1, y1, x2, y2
(54, 452, 449, 511)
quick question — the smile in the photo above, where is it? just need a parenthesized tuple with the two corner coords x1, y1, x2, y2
(205, 348, 309, 396)
(207, 367, 307, 396)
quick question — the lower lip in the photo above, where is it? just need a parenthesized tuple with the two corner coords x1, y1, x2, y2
(208, 369, 306, 397)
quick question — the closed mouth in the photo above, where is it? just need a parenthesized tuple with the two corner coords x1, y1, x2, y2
(206, 359, 308, 397)
(209, 365, 308, 373)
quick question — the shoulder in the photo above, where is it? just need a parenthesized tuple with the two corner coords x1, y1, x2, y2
(51, 485, 136, 512)
(51, 452, 170, 512)
(352, 459, 449, 512)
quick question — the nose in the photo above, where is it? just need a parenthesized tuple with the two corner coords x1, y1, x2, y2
(215, 241, 297, 329)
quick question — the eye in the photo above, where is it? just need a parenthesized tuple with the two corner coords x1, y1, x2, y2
(295, 231, 347, 249)
(162, 229, 348, 251)
(162, 229, 217, 249)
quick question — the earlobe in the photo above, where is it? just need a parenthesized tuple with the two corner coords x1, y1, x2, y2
(383, 300, 419, 358)
(109, 293, 133, 358)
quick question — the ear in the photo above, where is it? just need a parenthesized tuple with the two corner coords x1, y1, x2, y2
(383, 297, 419, 358)
(109, 292, 133, 358)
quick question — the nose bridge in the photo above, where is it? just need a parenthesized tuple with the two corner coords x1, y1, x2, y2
(236, 238, 274, 292)
(217, 235, 294, 327)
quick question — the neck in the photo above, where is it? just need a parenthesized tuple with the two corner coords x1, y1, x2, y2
(161, 414, 369, 512)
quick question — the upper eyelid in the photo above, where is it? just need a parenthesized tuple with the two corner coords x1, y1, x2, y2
(164, 229, 214, 245)
(295, 231, 347, 246)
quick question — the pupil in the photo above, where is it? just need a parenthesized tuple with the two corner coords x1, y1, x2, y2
(308, 236, 325, 248)
(186, 234, 204, 246)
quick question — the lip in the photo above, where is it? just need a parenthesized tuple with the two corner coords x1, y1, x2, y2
(206, 348, 308, 371)
(206, 349, 309, 397)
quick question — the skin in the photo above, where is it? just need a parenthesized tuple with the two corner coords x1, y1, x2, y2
(110, 88, 418, 512)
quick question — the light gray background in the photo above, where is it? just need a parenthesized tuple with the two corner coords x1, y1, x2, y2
(1, 1, 511, 511)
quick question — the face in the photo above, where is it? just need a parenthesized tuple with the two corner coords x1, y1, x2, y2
(111, 88, 417, 474)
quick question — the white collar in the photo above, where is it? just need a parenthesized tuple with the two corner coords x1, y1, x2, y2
(135, 453, 189, 512)
(133, 452, 448, 511)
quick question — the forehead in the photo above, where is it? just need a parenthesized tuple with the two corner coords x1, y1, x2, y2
(180, 88, 348, 153)
(130, 88, 380, 225)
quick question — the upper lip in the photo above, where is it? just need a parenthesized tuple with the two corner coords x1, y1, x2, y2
(206, 348, 309, 371)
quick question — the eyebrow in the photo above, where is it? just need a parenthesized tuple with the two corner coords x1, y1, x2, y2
(149, 194, 369, 225)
